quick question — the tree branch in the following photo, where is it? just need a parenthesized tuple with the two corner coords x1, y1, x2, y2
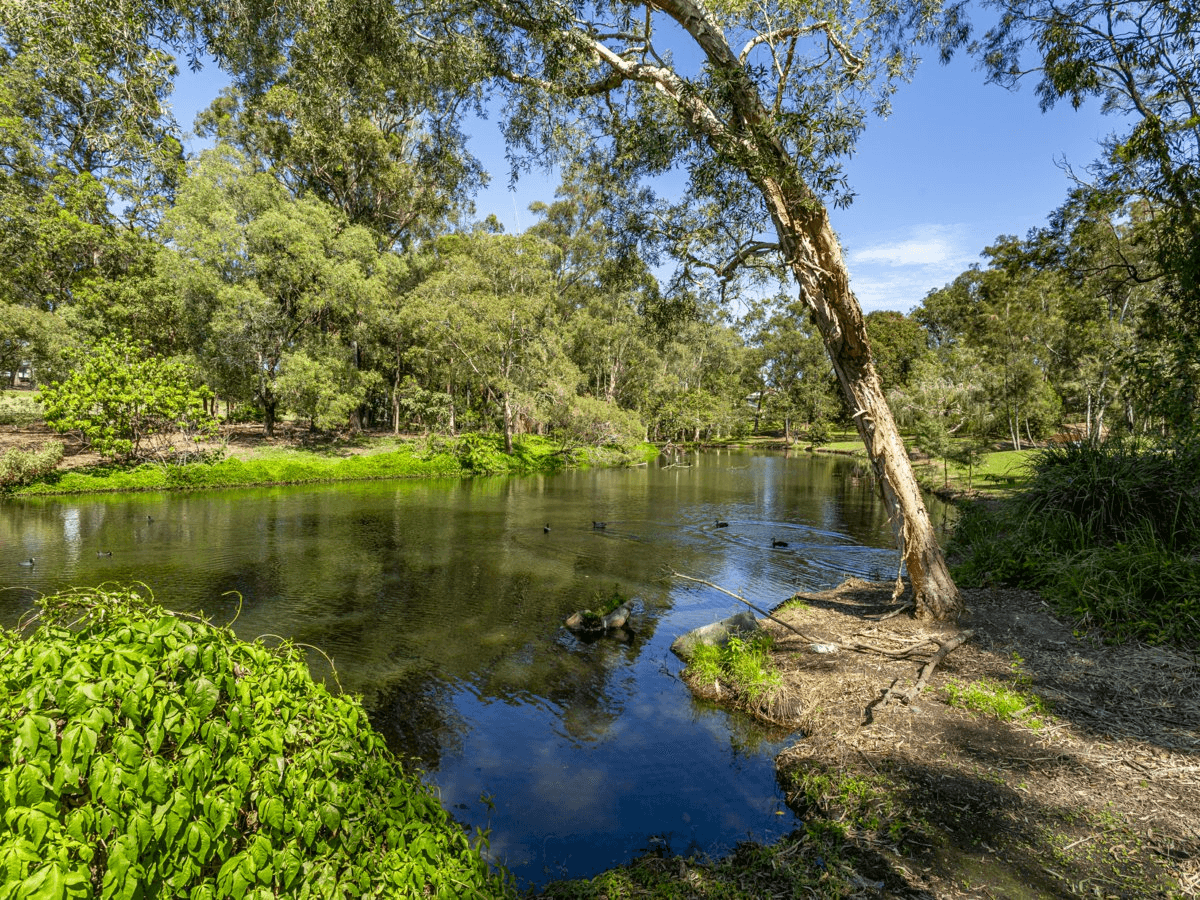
(670, 571, 826, 645)
(739, 23, 863, 77)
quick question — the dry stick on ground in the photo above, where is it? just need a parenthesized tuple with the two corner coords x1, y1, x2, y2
(671, 571, 962, 661)
(878, 629, 976, 708)
(670, 571, 823, 645)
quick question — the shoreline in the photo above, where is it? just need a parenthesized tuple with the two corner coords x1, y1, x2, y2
(2, 431, 661, 498)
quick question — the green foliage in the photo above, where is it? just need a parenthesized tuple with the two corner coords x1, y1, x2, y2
(1015, 437, 1200, 550)
(1041, 526, 1200, 645)
(7, 434, 576, 496)
(0, 586, 513, 900)
(786, 761, 914, 839)
(39, 340, 216, 461)
(276, 350, 381, 433)
(975, 0, 1200, 357)
(744, 298, 839, 441)
(0, 392, 43, 427)
(944, 678, 1050, 729)
(0, 441, 63, 490)
(548, 395, 646, 453)
(221, 405, 265, 426)
(685, 634, 782, 705)
(0, 0, 183, 326)
(392, 378, 452, 434)
(864, 310, 928, 392)
(950, 437, 1200, 646)
(163, 145, 403, 438)
(451, 433, 516, 474)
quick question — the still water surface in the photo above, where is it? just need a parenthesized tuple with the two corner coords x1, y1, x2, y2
(1, 449, 951, 888)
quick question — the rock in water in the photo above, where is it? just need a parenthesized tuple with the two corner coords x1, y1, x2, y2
(601, 601, 633, 630)
(670, 611, 760, 661)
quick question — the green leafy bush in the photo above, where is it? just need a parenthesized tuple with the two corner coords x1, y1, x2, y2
(0, 587, 513, 899)
(276, 351, 381, 433)
(39, 340, 217, 460)
(0, 441, 63, 489)
(950, 436, 1200, 647)
(1013, 438, 1199, 550)
(222, 405, 265, 426)
(0, 392, 43, 427)
(547, 395, 646, 453)
(453, 433, 516, 474)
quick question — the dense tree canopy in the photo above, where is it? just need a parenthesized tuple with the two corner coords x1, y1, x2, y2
(5, 0, 1200, 617)
(973, 0, 1200, 426)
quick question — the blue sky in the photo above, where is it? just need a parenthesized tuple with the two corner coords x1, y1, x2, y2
(172, 29, 1122, 317)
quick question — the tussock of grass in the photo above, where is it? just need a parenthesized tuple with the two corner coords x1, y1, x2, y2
(949, 435, 1200, 647)
(944, 678, 1050, 729)
(785, 761, 916, 842)
(683, 634, 793, 723)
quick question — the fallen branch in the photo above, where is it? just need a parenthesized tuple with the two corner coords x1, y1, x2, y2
(842, 637, 939, 659)
(672, 571, 955, 662)
(877, 629, 976, 708)
(670, 571, 824, 645)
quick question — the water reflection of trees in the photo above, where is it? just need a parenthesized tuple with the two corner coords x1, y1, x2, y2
(474, 626, 654, 743)
(366, 673, 467, 771)
(2, 455, 916, 767)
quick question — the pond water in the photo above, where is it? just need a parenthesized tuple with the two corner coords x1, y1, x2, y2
(1, 449, 953, 889)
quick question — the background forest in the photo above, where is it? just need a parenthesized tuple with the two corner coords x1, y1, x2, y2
(1, 0, 1197, 459)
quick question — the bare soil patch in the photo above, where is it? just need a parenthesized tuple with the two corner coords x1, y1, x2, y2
(761, 579, 1199, 898)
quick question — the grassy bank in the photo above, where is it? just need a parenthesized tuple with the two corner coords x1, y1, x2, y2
(949, 437, 1200, 647)
(714, 429, 1038, 498)
(4, 434, 660, 497)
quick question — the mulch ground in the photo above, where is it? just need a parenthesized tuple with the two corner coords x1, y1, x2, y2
(755, 579, 1200, 898)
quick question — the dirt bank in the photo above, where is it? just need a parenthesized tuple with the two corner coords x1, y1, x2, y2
(758, 579, 1199, 898)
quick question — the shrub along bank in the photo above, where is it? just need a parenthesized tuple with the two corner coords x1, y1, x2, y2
(4, 435, 660, 497)
(0, 587, 514, 899)
(949, 436, 1200, 647)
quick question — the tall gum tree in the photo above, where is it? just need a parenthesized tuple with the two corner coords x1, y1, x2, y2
(185, 0, 967, 618)
(467, 0, 969, 618)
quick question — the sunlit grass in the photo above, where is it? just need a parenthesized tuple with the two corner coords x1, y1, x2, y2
(6, 434, 654, 496)
(943, 677, 1050, 729)
(687, 633, 782, 703)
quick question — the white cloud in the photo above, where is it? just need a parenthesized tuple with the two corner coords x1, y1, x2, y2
(850, 224, 973, 268)
(843, 224, 981, 313)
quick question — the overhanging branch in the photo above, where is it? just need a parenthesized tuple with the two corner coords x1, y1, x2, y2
(739, 22, 864, 78)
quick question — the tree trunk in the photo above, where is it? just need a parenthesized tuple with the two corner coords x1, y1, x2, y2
(760, 179, 963, 620)
(502, 391, 514, 454)
(605, 359, 619, 403)
(536, 0, 964, 619)
(263, 399, 277, 438)
(392, 372, 401, 436)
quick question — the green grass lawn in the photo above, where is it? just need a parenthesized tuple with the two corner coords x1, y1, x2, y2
(914, 447, 1036, 496)
(806, 430, 1038, 497)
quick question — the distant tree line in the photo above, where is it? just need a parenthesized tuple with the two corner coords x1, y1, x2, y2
(3, 1, 1196, 456)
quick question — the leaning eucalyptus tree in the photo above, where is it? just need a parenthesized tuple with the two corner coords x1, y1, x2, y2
(466, 0, 969, 618)
(188, 0, 967, 618)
